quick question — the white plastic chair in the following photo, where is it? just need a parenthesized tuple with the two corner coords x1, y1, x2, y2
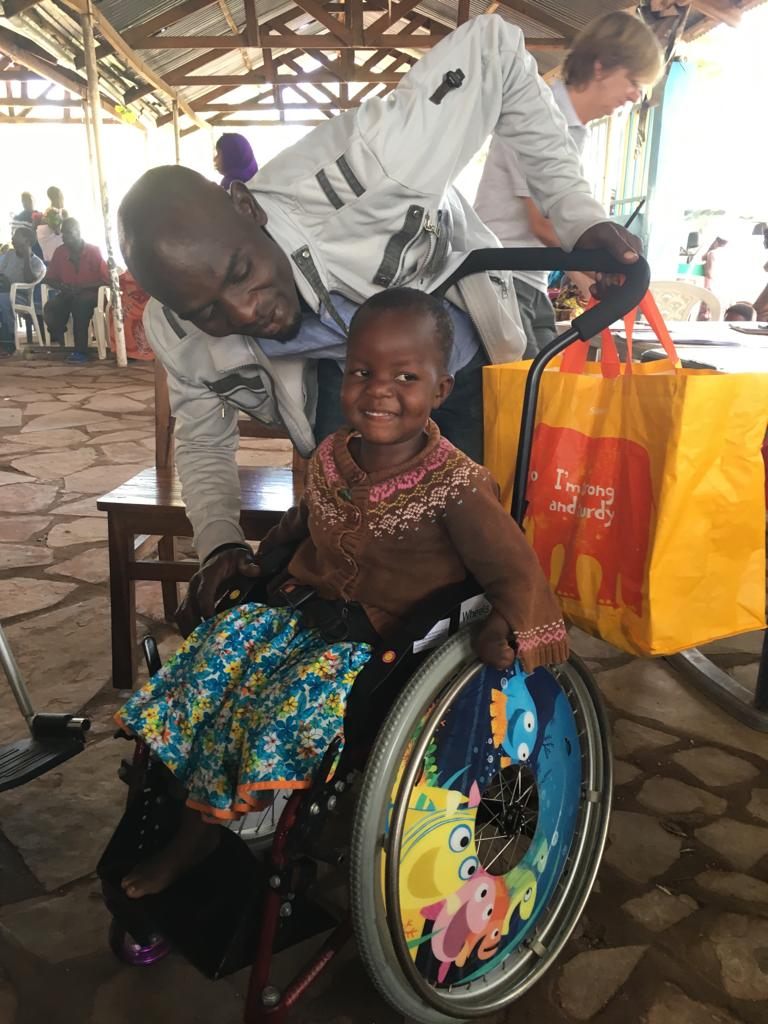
(39, 283, 110, 359)
(9, 266, 47, 352)
(649, 280, 722, 321)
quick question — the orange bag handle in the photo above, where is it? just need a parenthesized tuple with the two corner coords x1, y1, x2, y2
(561, 290, 680, 376)
(560, 297, 621, 378)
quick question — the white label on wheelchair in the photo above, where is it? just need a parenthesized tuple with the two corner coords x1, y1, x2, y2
(411, 594, 491, 654)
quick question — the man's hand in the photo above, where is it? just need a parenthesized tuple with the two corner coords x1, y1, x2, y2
(176, 547, 261, 637)
(575, 222, 642, 264)
(473, 610, 517, 671)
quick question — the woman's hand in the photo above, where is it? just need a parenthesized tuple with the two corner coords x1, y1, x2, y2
(473, 610, 517, 670)
(176, 547, 261, 637)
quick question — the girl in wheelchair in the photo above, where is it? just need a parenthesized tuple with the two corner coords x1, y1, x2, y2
(115, 286, 568, 900)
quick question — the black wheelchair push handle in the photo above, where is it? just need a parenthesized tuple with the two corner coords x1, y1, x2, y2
(435, 247, 650, 340)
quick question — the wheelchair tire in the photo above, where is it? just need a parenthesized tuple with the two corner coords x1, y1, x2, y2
(349, 628, 612, 1023)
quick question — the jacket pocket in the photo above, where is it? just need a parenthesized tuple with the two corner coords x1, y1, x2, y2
(373, 205, 426, 287)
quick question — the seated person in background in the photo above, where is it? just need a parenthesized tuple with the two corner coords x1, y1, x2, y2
(12, 191, 41, 230)
(474, 11, 663, 355)
(36, 186, 68, 262)
(724, 302, 756, 322)
(214, 132, 258, 190)
(43, 218, 109, 364)
(0, 227, 45, 355)
(115, 287, 569, 898)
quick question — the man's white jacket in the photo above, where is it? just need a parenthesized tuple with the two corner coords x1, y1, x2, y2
(145, 15, 607, 562)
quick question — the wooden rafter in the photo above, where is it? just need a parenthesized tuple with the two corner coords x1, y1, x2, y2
(293, 0, 354, 44)
(122, 0, 215, 48)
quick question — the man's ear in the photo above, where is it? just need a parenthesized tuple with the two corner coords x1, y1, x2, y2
(230, 181, 268, 227)
(593, 60, 604, 82)
(432, 374, 455, 410)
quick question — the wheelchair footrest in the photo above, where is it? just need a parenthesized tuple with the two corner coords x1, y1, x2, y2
(0, 734, 86, 792)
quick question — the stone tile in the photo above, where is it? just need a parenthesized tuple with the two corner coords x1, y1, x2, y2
(0, 578, 75, 624)
(604, 811, 682, 883)
(556, 945, 647, 1020)
(0, 515, 51, 541)
(46, 547, 110, 584)
(10, 427, 91, 449)
(21, 409, 116, 431)
(0, 738, 124, 890)
(0, 442, 39, 457)
(0, 482, 58, 513)
(747, 788, 768, 824)
(0, 542, 54, 570)
(125, 388, 154, 401)
(90, 429, 151, 445)
(622, 889, 698, 932)
(701, 631, 765, 657)
(613, 719, 678, 757)
(730, 663, 758, 690)
(637, 777, 727, 818)
(46, 517, 109, 547)
(136, 580, 188, 624)
(646, 982, 743, 1024)
(696, 870, 768, 905)
(0, 407, 22, 427)
(94, 440, 152, 463)
(11, 449, 97, 483)
(709, 913, 768, 1000)
(84, 394, 147, 413)
(0, 879, 110, 962)
(695, 819, 768, 872)
(50, 495, 105, 517)
(64, 463, 148, 494)
(0, 469, 35, 486)
(672, 747, 759, 788)
(89, 959, 245, 1024)
(86, 416, 150, 433)
(23, 401, 69, 415)
(0, 596, 112, 743)
(598, 660, 768, 761)
(613, 759, 642, 786)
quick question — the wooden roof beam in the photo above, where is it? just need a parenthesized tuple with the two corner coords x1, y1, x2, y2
(58, 0, 210, 131)
(293, 0, 354, 44)
(122, 0, 215, 48)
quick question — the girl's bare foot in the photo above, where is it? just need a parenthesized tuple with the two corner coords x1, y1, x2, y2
(121, 807, 219, 899)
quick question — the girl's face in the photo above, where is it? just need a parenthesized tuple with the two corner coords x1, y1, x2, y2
(341, 308, 453, 460)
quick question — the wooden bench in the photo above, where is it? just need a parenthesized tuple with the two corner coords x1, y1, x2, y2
(98, 363, 305, 690)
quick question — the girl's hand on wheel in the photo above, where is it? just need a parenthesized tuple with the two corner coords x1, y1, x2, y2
(473, 610, 517, 670)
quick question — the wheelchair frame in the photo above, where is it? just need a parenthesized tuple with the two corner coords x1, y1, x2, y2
(98, 249, 650, 1023)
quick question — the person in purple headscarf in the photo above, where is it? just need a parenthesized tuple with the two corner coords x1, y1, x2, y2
(214, 133, 259, 190)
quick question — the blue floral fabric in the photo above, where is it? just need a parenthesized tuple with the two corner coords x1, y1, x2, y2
(116, 603, 371, 819)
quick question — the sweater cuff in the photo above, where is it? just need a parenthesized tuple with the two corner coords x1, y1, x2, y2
(514, 618, 570, 673)
(196, 520, 247, 565)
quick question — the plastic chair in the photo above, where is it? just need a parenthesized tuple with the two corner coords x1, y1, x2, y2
(649, 280, 722, 321)
(9, 266, 47, 352)
(39, 283, 109, 359)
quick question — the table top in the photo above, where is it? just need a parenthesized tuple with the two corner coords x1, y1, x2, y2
(610, 320, 768, 373)
(97, 466, 303, 512)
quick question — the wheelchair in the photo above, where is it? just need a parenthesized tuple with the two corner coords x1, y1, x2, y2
(98, 249, 650, 1023)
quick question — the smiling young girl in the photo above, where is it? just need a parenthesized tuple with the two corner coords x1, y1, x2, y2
(116, 287, 567, 898)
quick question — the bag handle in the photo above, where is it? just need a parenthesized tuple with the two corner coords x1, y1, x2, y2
(561, 290, 680, 377)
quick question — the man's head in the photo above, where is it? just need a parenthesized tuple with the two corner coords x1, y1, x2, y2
(21, 192, 33, 213)
(343, 288, 454, 450)
(563, 12, 663, 121)
(724, 302, 755, 322)
(12, 226, 34, 255)
(47, 185, 64, 209)
(118, 166, 301, 341)
(61, 218, 83, 251)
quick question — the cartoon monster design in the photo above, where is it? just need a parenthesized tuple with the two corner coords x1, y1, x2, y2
(490, 667, 538, 765)
(396, 781, 482, 943)
(420, 868, 502, 983)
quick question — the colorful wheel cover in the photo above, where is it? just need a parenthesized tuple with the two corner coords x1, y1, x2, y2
(387, 661, 581, 987)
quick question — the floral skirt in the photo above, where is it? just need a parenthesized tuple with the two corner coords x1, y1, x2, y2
(116, 603, 372, 819)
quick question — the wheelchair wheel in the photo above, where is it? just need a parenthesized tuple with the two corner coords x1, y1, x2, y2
(350, 628, 612, 1023)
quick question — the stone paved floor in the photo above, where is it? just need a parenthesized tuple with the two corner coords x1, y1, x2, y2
(1, 355, 767, 1024)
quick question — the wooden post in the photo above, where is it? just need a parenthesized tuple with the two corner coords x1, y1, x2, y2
(172, 98, 181, 163)
(81, 0, 127, 367)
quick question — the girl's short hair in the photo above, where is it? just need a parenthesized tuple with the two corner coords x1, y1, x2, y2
(563, 11, 664, 89)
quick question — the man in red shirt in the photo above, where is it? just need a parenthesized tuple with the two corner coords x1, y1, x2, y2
(44, 218, 109, 363)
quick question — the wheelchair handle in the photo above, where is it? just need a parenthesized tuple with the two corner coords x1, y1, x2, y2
(435, 247, 650, 341)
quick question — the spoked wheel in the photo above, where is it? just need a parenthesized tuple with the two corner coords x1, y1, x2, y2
(350, 628, 612, 1023)
(226, 789, 293, 849)
(108, 919, 171, 967)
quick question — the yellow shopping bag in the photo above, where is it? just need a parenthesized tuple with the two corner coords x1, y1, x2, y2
(484, 297, 768, 655)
